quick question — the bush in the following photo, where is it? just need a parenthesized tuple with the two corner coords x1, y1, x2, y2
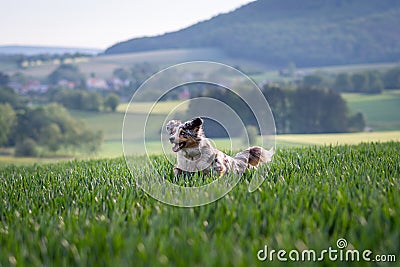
(15, 138, 38, 157)
(104, 93, 120, 111)
(39, 123, 62, 151)
(347, 112, 366, 132)
(13, 104, 103, 155)
(0, 103, 16, 146)
(52, 90, 101, 111)
(383, 66, 400, 89)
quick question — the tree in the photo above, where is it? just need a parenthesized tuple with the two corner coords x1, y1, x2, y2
(0, 72, 10, 85)
(131, 62, 158, 87)
(262, 84, 289, 133)
(334, 73, 353, 92)
(189, 83, 365, 135)
(113, 68, 130, 80)
(52, 90, 102, 111)
(289, 87, 348, 133)
(184, 84, 258, 138)
(289, 87, 321, 133)
(0, 86, 25, 109)
(104, 93, 120, 111)
(302, 73, 324, 87)
(13, 104, 103, 154)
(383, 66, 400, 89)
(0, 103, 16, 146)
(48, 64, 85, 88)
(15, 138, 38, 157)
(366, 71, 383, 94)
(347, 112, 366, 132)
(82, 91, 102, 111)
(319, 89, 348, 132)
(351, 73, 369, 92)
(39, 123, 62, 151)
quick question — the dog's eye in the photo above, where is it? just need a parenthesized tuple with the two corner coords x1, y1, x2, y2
(180, 131, 186, 136)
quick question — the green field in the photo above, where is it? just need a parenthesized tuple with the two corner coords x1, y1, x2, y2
(0, 142, 399, 266)
(343, 90, 400, 131)
(275, 131, 400, 147)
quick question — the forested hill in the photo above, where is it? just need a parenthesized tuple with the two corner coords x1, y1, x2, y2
(105, 0, 400, 67)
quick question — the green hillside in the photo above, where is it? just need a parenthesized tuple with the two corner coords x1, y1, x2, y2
(105, 0, 400, 67)
(1, 142, 399, 266)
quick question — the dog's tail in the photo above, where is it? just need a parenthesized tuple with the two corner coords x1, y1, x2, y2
(234, 146, 274, 167)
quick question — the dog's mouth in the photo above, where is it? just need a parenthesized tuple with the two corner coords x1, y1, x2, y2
(172, 142, 186, 152)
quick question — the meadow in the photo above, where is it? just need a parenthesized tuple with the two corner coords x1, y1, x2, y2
(0, 142, 399, 266)
(343, 90, 400, 131)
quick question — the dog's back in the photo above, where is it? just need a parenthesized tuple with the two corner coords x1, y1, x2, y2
(234, 146, 274, 167)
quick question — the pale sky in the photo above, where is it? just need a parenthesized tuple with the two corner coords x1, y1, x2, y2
(1, 0, 254, 49)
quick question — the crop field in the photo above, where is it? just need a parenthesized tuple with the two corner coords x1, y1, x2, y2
(0, 142, 399, 266)
(275, 131, 400, 147)
(117, 100, 189, 115)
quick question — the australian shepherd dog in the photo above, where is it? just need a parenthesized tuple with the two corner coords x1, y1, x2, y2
(166, 117, 274, 177)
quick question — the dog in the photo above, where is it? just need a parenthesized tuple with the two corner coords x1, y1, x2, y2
(166, 117, 274, 177)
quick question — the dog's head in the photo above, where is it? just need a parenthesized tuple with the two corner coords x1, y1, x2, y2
(166, 117, 204, 152)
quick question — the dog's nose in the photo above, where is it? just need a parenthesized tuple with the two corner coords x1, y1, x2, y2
(169, 137, 174, 142)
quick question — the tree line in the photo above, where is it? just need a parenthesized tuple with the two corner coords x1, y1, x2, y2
(186, 83, 365, 136)
(302, 65, 400, 94)
(49, 89, 120, 112)
(263, 85, 365, 134)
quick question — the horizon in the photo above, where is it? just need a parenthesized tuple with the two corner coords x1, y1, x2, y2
(0, 0, 254, 50)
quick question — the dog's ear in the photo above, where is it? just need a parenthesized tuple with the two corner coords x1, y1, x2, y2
(166, 120, 181, 134)
(185, 117, 203, 131)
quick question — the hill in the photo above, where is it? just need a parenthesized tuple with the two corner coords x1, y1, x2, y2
(105, 0, 400, 67)
(0, 45, 101, 55)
